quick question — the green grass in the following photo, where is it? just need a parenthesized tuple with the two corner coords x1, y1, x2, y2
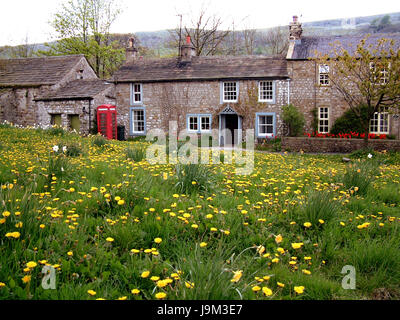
(0, 126, 399, 300)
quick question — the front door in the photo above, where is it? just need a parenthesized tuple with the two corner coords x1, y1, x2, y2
(69, 115, 80, 132)
(219, 113, 242, 146)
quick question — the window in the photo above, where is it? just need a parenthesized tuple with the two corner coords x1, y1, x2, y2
(318, 64, 330, 86)
(259, 81, 274, 102)
(222, 82, 238, 102)
(187, 114, 211, 133)
(50, 114, 62, 126)
(256, 113, 275, 137)
(370, 107, 389, 134)
(131, 83, 142, 104)
(318, 107, 329, 133)
(370, 62, 390, 85)
(131, 108, 145, 134)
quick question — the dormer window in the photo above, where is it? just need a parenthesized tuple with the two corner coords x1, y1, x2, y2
(318, 64, 330, 86)
(76, 69, 84, 79)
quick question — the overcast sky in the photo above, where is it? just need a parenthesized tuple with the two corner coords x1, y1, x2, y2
(1, 0, 399, 46)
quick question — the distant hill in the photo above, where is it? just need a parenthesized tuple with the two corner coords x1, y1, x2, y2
(1, 12, 400, 59)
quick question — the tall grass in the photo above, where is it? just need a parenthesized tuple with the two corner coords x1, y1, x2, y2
(300, 191, 340, 226)
(174, 164, 215, 194)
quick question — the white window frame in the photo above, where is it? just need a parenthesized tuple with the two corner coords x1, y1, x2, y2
(258, 81, 275, 103)
(131, 83, 143, 105)
(131, 108, 146, 135)
(370, 62, 390, 85)
(187, 114, 212, 133)
(370, 107, 389, 134)
(222, 81, 238, 103)
(256, 113, 275, 138)
(318, 107, 329, 134)
(318, 64, 330, 86)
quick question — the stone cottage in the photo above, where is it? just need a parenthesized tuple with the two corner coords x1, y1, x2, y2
(0, 54, 114, 134)
(113, 19, 400, 144)
(113, 37, 290, 145)
(286, 16, 400, 138)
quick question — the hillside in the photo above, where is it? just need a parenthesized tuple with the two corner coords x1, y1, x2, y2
(1, 12, 400, 59)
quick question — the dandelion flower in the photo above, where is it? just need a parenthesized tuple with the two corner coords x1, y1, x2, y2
(131, 289, 140, 295)
(262, 286, 273, 296)
(22, 275, 31, 284)
(26, 261, 37, 268)
(294, 286, 305, 294)
(106, 237, 114, 242)
(154, 237, 162, 244)
(252, 286, 261, 292)
(141, 271, 150, 278)
(155, 292, 167, 299)
(231, 270, 243, 283)
(200, 242, 207, 248)
(87, 289, 97, 296)
(275, 234, 283, 244)
(303, 222, 312, 228)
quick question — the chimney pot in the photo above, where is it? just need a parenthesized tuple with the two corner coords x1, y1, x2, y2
(126, 36, 138, 63)
(180, 36, 196, 63)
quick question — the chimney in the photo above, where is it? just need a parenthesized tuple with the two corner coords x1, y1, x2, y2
(126, 37, 138, 63)
(180, 36, 196, 63)
(289, 15, 303, 41)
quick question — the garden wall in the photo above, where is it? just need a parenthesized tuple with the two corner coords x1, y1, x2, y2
(281, 137, 400, 153)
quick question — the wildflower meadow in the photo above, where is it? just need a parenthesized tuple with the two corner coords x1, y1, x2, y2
(0, 125, 399, 300)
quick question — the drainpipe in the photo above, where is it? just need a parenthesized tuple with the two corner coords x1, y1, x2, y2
(287, 79, 290, 105)
(88, 99, 92, 134)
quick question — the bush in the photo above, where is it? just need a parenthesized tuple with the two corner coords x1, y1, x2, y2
(330, 105, 370, 135)
(282, 104, 305, 137)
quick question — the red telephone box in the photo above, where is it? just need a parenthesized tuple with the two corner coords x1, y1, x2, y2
(97, 105, 117, 140)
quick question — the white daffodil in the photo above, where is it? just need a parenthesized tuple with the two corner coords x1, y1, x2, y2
(62, 146, 67, 153)
(52, 145, 59, 153)
(367, 153, 373, 159)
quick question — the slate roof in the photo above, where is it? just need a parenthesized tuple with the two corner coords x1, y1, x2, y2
(113, 55, 289, 83)
(35, 79, 113, 101)
(290, 33, 400, 60)
(0, 55, 85, 87)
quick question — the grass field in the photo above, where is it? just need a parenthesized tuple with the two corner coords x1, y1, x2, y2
(0, 125, 399, 300)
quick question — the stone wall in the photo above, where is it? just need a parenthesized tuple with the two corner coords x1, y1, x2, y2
(115, 79, 289, 138)
(281, 137, 400, 153)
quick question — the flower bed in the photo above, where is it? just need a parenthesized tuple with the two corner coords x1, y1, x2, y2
(304, 132, 391, 139)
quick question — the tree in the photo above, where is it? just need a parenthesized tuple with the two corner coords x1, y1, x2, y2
(39, 0, 124, 78)
(169, 6, 230, 56)
(314, 36, 400, 146)
(261, 27, 289, 56)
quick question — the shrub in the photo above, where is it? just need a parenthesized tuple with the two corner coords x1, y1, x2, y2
(282, 104, 305, 137)
(175, 164, 214, 194)
(330, 105, 370, 135)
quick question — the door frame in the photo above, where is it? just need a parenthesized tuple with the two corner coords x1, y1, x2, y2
(219, 106, 242, 147)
